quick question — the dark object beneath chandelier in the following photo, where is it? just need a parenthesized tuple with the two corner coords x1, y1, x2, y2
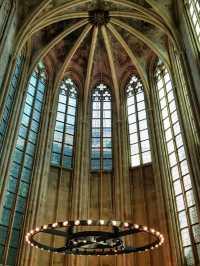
(26, 219, 164, 256)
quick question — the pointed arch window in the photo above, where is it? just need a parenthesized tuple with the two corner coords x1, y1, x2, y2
(126, 75, 151, 167)
(51, 78, 78, 169)
(187, 0, 200, 44)
(91, 83, 112, 171)
(155, 60, 200, 265)
(0, 62, 47, 265)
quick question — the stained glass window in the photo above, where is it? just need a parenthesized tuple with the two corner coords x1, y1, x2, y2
(0, 56, 23, 151)
(126, 75, 151, 167)
(0, 62, 47, 265)
(155, 60, 200, 265)
(91, 83, 112, 171)
(51, 78, 78, 169)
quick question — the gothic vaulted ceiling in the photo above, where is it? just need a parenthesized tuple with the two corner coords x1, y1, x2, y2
(16, 0, 176, 93)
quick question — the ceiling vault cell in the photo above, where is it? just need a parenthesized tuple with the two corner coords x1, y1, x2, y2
(107, 23, 150, 99)
(110, 18, 169, 67)
(110, 0, 164, 22)
(53, 24, 92, 94)
(29, 19, 89, 76)
(13, 0, 182, 66)
(109, 11, 174, 42)
(31, 12, 89, 35)
(14, 0, 52, 55)
(15, 0, 91, 55)
(11, 0, 180, 106)
(145, 0, 174, 29)
(145, 0, 180, 48)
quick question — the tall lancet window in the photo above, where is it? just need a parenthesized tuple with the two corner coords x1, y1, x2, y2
(187, 0, 200, 43)
(51, 78, 78, 169)
(155, 60, 200, 265)
(126, 75, 151, 167)
(0, 55, 23, 151)
(91, 83, 112, 171)
(0, 62, 47, 265)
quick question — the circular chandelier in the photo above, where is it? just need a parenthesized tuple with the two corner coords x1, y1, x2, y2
(26, 219, 164, 256)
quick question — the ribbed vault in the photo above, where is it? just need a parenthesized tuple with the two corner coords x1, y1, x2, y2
(15, 0, 177, 101)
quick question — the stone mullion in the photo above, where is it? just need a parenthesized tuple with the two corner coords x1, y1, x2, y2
(100, 95, 104, 174)
(134, 91, 143, 165)
(60, 88, 69, 168)
(99, 97, 103, 219)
